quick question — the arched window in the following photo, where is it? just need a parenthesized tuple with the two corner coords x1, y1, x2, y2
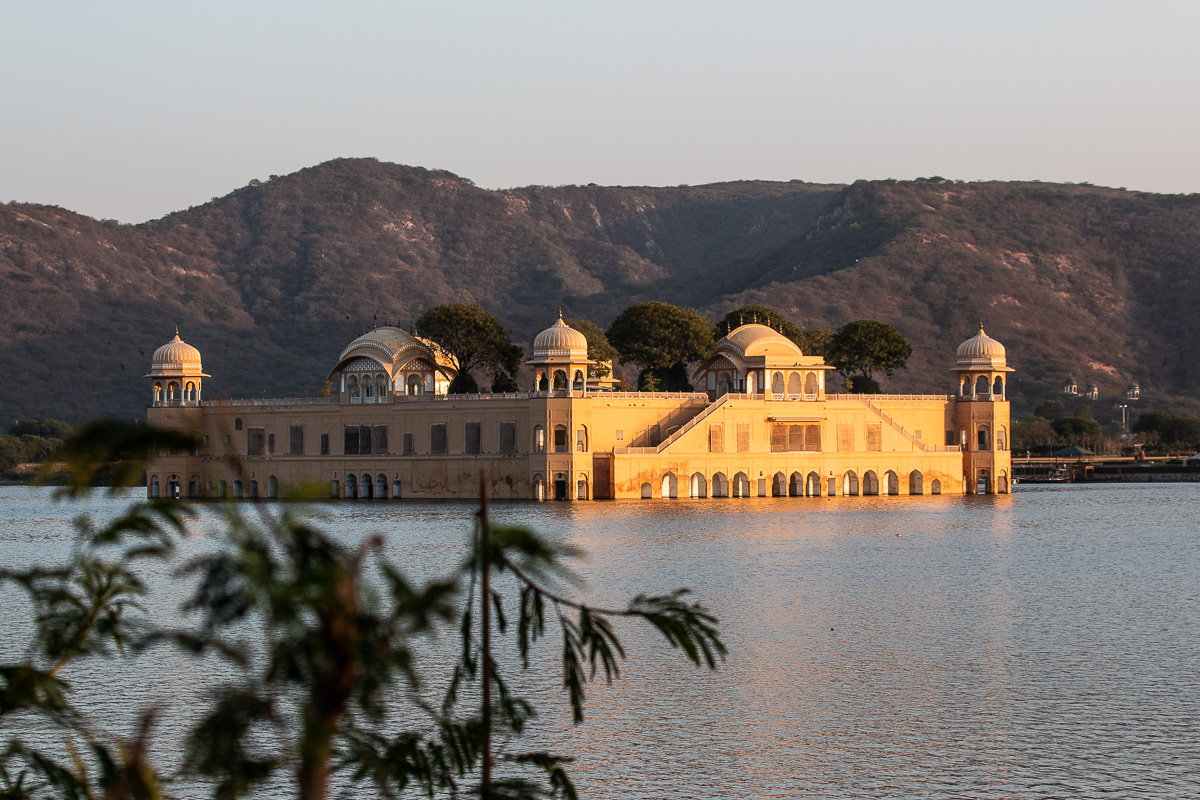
(376, 374, 388, 402)
(185, 382, 196, 402)
(640, 482, 653, 499)
(960, 378, 970, 397)
(787, 373, 802, 397)
(407, 374, 422, 395)
(804, 372, 818, 398)
(347, 375, 360, 403)
(362, 379, 374, 400)
(843, 471, 859, 497)
(771, 372, 785, 395)
(997, 426, 1007, 451)
(993, 376, 1004, 399)
(690, 472, 707, 498)
(717, 375, 732, 397)
(573, 370, 585, 391)
(553, 425, 568, 453)
(885, 470, 899, 496)
(235, 418, 243, 431)
(576, 426, 588, 453)
(978, 426, 990, 451)
(167, 382, 178, 402)
(975, 375, 989, 398)
(806, 471, 822, 497)
(537, 371, 548, 392)
(533, 474, 545, 501)
(553, 370, 568, 390)
(863, 471, 879, 496)
(153, 383, 162, 405)
(909, 470, 923, 495)
(772, 472, 787, 497)
(711, 472, 729, 498)
(661, 472, 678, 499)
(790, 472, 803, 497)
(533, 425, 545, 454)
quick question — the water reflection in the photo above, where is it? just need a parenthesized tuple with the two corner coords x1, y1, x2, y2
(0, 484, 1197, 797)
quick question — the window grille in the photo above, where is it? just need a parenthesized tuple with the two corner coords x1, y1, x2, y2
(403, 432, 414, 455)
(465, 422, 482, 455)
(373, 425, 388, 454)
(737, 423, 750, 453)
(430, 423, 447, 455)
(708, 424, 723, 453)
(344, 426, 359, 455)
(838, 423, 855, 452)
(320, 433, 329, 455)
(289, 426, 304, 455)
(866, 423, 882, 452)
(499, 422, 517, 455)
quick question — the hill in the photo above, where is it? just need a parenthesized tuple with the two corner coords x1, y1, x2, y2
(2, 159, 1198, 422)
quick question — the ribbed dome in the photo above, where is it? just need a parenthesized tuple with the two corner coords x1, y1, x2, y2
(722, 323, 804, 358)
(956, 325, 1007, 368)
(147, 330, 204, 375)
(533, 315, 588, 358)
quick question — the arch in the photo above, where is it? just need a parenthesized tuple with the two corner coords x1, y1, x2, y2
(153, 383, 162, 405)
(361, 474, 374, 499)
(977, 425, 990, 451)
(376, 473, 388, 499)
(959, 378, 969, 397)
(267, 475, 278, 499)
(347, 374, 360, 402)
(344, 473, 357, 499)
(167, 382, 178, 402)
(553, 424, 569, 453)
(909, 470, 923, 495)
(218, 480, 227, 499)
(993, 375, 1004, 399)
(804, 372, 818, 397)
(863, 470, 879, 496)
(552, 370, 568, 390)
(537, 370, 548, 392)
(185, 382, 196, 402)
(771, 371, 785, 395)
(533, 473, 545, 501)
(247, 480, 258, 499)
(717, 375, 732, 397)
(690, 472, 708, 498)
(233, 480, 243, 498)
(975, 374, 990, 398)
(998, 470, 1009, 494)
(885, 470, 899, 496)
(573, 370, 585, 391)
(640, 482, 653, 499)
(711, 472, 729, 498)
(375, 373, 387, 400)
(661, 472, 679, 499)
(789, 471, 803, 497)
(931, 478, 942, 495)
(533, 425, 545, 453)
(407, 374, 422, 395)
(235, 418, 243, 431)
(772, 471, 787, 497)
(362, 378, 374, 401)
(806, 471, 822, 497)
(843, 470, 859, 497)
(977, 468, 991, 495)
(733, 472, 750, 498)
(576, 426, 588, 453)
(997, 425, 1007, 451)
(149, 476, 160, 498)
(787, 372, 802, 396)
(392, 480, 402, 499)
(576, 476, 589, 500)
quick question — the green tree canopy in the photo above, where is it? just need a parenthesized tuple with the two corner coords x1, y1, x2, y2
(563, 318, 619, 378)
(607, 302, 714, 390)
(1051, 415, 1103, 444)
(1133, 410, 1200, 448)
(415, 304, 523, 394)
(825, 320, 912, 393)
(715, 305, 833, 357)
(8, 419, 73, 439)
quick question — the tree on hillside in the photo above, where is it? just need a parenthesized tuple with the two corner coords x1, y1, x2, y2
(825, 320, 912, 393)
(563, 318, 620, 378)
(0, 422, 725, 800)
(8, 419, 73, 440)
(606, 302, 715, 392)
(716, 306, 833, 357)
(1133, 410, 1200, 449)
(415, 304, 523, 394)
(1051, 416, 1103, 447)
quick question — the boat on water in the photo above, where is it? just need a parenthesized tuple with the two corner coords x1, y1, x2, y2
(1019, 466, 1073, 484)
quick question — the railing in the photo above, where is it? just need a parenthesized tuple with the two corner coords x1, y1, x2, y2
(202, 397, 339, 407)
(654, 394, 730, 452)
(855, 397, 963, 452)
(769, 393, 820, 401)
(828, 393, 953, 401)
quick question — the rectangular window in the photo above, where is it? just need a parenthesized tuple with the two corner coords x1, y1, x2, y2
(770, 425, 788, 453)
(247, 428, 266, 456)
(576, 429, 587, 452)
(320, 433, 329, 455)
(267, 433, 275, 454)
(945, 430, 956, 446)
(430, 423, 447, 455)
(359, 425, 373, 455)
(708, 424, 723, 453)
(289, 426, 304, 455)
(866, 423, 882, 452)
(373, 425, 388, 454)
(554, 427, 568, 453)
(223, 435, 230, 445)
(403, 432, 414, 455)
(788, 424, 806, 452)
(344, 426, 359, 455)
(615, 430, 624, 441)
(465, 422, 482, 454)
(771, 424, 823, 452)
(737, 423, 750, 453)
(805, 424, 821, 452)
(838, 423, 855, 452)
(499, 422, 516, 455)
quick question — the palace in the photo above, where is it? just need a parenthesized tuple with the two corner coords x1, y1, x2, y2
(144, 318, 1012, 501)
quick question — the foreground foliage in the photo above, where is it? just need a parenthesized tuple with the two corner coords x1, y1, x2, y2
(0, 423, 724, 800)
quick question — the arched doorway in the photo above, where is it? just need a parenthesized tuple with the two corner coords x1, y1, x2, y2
(553, 473, 568, 500)
(267, 475, 278, 499)
(931, 478, 942, 495)
(789, 472, 803, 497)
(733, 472, 750, 498)
(909, 470, 923, 495)
(533, 474, 545, 501)
(977, 469, 991, 495)
(640, 482, 653, 499)
(690, 472, 707, 498)
(392, 480, 402, 499)
(233, 480, 243, 498)
(806, 472, 821, 497)
(376, 474, 387, 499)
(661, 472, 678, 499)
(843, 470, 859, 497)
(247, 480, 258, 499)
(344, 473, 357, 499)
(359, 474, 372, 499)
(998, 470, 1009, 494)
(712, 472, 728, 498)
(576, 477, 589, 500)
(885, 471, 899, 496)
(863, 471, 879, 496)
(772, 472, 787, 497)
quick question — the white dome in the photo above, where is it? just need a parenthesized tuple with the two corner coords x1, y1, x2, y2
(956, 325, 1007, 368)
(147, 329, 205, 376)
(533, 314, 588, 359)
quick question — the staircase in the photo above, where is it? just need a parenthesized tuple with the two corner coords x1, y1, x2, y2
(655, 394, 730, 452)
(857, 397, 933, 452)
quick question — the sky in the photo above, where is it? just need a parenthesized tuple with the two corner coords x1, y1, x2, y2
(4, 1, 1199, 223)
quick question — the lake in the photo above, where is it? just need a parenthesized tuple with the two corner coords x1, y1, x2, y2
(1, 484, 1197, 799)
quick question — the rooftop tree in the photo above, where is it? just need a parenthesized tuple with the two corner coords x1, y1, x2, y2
(825, 320, 912, 393)
(563, 318, 620, 379)
(606, 302, 714, 392)
(415, 304, 523, 394)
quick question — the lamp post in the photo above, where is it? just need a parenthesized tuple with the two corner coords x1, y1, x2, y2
(1118, 403, 1129, 434)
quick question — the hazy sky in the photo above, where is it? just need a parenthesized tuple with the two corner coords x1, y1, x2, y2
(4, 1, 1199, 223)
